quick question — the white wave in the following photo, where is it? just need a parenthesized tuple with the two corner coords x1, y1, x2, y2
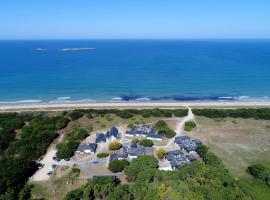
(61, 48, 95, 51)
(57, 97, 71, 100)
(237, 96, 250, 100)
(0, 99, 42, 104)
(135, 97, 151, 101)
(218, 96, 234, 99)
(111, 97, 123, 100)
(48, 99, 96, 104)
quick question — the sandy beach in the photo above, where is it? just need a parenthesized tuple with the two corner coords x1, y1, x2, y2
(1, 101, 270, 112)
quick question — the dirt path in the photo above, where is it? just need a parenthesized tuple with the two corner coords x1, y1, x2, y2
(32, 146, 57, 182)
(160, 107, 195, 149)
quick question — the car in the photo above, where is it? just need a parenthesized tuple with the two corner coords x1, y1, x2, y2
(47, 171, 53, 176)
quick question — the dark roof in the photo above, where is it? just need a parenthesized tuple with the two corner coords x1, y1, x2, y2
(186, 154, 197, 162)
(192, 139, 202, 145)
(130, 143, 137, 148)
(147, 133, 164, 139)
(109, 153, 128, 162)
(106, 127, 119, 138)
(77, 143, 97, 153)
(166, 149, 183, 156)
(125, 130, 136, 136)
(127, 146, 145, 157)
(96, 133, 106, 143)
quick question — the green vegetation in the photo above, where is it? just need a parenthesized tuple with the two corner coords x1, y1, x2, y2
(109, 141, 123, 150)
(184, 120, 197, 131)
(65, 154, 249, 200)
(124, 156, 159, 181)
(97, 152, 109, 158)
(0, 113, 66, 199)
(108, 159, 130, 173)
(139, 139, 154, 147)
(247, 164, 270, 186)
(193, 108, 270, 120)
(154, 120, 176, 138)
(156, 148, 166, 159)
(68, 108, 188, 121)
(131, 138, 139, 144)
(56, 127, 89, 159)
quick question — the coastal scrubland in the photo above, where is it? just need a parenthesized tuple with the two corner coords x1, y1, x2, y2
(1, 108, 270, 199)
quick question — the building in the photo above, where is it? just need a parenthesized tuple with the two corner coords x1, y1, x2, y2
(106, 127, 119, 140)
(76, 143, 97, 155)
(125, 125, 164, 141)
(96, 133, 106, 143)
(125, 130, 136, 137)
(146, 132, 164, 141)
(109, 153, 128, 162)
(174, 135, 198, 153)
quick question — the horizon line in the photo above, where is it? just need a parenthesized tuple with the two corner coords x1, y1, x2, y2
(1, 37, 270, 41)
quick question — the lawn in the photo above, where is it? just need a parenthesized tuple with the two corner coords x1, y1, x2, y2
(188, 117, 270, 177)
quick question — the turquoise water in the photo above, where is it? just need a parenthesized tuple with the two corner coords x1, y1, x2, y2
(0, 39, 270, 104)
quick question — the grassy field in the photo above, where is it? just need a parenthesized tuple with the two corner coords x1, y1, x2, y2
(188, 116, 270, 177)
(31, 166, 86, 200)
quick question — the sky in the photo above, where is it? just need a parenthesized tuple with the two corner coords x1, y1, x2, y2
(0, 0, 270, 39)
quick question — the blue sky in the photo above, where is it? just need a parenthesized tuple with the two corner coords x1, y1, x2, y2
(1, 0, 270, 39)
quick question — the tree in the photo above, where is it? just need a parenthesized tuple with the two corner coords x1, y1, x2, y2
(97, 152, 109, 158)
(184, 120, 197, 131)
(139, 139, 154, 147)
(247, 164, 270, 186)
(64, 188, 84, 200)
(124, 156, 158, 180)
(109, 141, 123, 150)
(108, 159, 130, 173)
(156, 148, 166, 159)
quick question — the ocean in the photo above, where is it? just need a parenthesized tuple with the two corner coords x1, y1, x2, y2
(0, 39, 270, 104)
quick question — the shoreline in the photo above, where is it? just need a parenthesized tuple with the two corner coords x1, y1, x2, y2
(1, 101, 270, 112)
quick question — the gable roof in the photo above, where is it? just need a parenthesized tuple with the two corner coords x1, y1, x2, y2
(106, 127, 119, 138)
(77, 143, 97, 153)
(96, 133, 106, 143)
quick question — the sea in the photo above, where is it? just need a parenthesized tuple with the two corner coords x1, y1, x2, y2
(0, 39, 270, 105)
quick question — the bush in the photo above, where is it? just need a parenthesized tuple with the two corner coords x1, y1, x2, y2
(154, 120, 176, 138)
(139, 139, 154, 147)
(247, 164, 270, 186)
(131, 138, 139, 144)
(156, 148, 166, 159)
(97, 152, 109, 158)
(69, 109, 84, 121)
(108, 159, 130, 173)
(109, 141, 123, 150)
(127, 122, 134, 129)
(184, 120, 197, 132)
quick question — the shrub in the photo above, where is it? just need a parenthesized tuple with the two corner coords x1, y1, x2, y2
(154, 120, 176, 138)
(127, 122, 134, 129)
(184, 120, 196, 131)
(109, 141, 123, 150)
(131, 138, 139, 144)
(156, 148, 166, 159)
(247, 164, 270, 186)
(108, 159, 130, 173)
(69, 109, 84, 121)
(139, 139, 154, 147)
(97, 152, 109, 158)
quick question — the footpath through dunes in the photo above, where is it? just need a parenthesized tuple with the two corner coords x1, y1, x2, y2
(156, 107, 196, 150)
